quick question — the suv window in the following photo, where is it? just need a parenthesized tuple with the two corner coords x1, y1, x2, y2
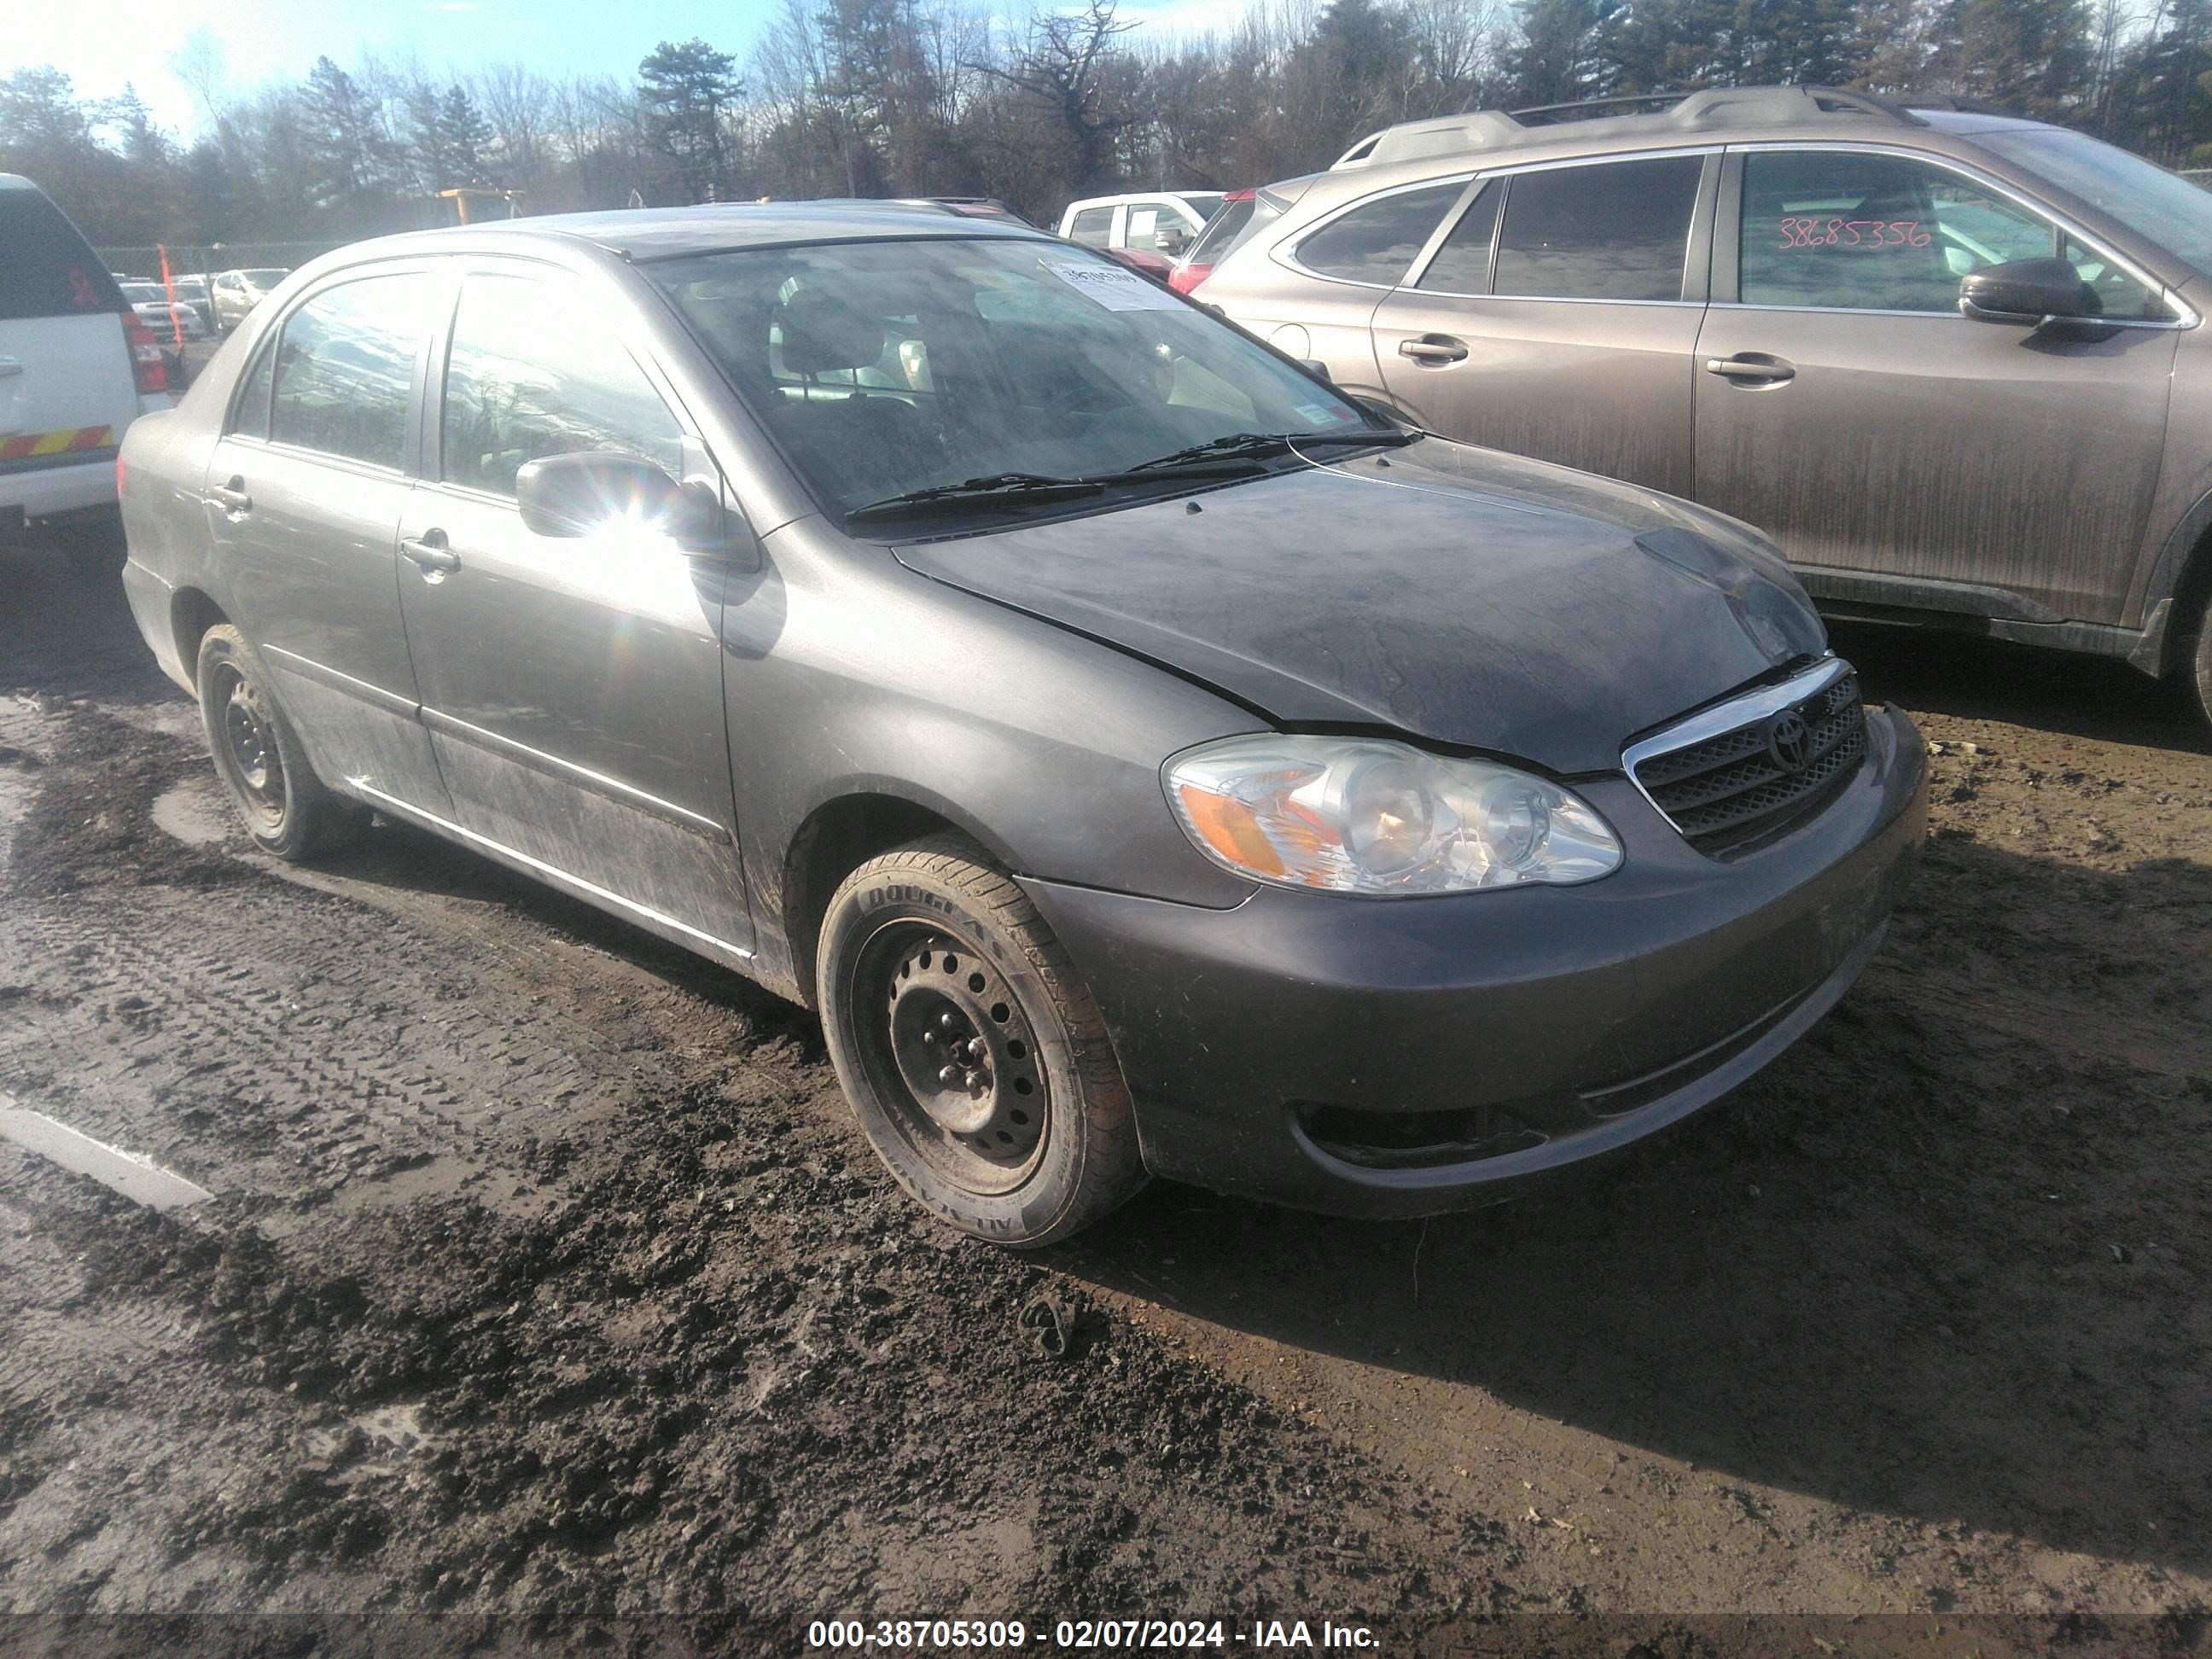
(1493, 157, 1703, 302)
(1739, 149, 2162, 318)
(269, 273, 439, 469)
(0, 188, 127, 321)
(1295, 180, 1466, 286)
(441, 274, 686, 498)
(1068, 207, 1114, 247)
(1416, 181, 1505, 293)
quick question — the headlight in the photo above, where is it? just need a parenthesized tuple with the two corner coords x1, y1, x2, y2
(1164, 735, 1622, 895)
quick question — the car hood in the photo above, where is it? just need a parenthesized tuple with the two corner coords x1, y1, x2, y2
(892, 437, 1826, 774)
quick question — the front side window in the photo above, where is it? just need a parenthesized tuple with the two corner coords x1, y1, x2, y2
(1067, 207, 1114, 247)
(269, 273, 440, 469)
(648, 238, 1377, 515)
(1294, 180, 1467, 285)
(1982, 126, 2212, 277)
(1739, 149, 2161, 318)
(1493, 156, 1703, 302)
(440, 275, 685, 498)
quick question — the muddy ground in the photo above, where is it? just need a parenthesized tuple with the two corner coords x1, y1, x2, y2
(0, 543, 2207, 1656)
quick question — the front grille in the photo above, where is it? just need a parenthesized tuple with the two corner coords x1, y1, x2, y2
(1630, 668, 1867, 855)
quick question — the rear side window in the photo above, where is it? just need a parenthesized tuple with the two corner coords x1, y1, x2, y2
(1067, 207, 1114, 246)
(1184, 195, 1255, 266)
(1493, 157, 1703, 302)
(0, 187, 126, 321)
(440, 274, 685, 498)
(230, 341, 276, 439)
(1295, 181, 1466, 285)
(270, 273, 440, 469)
(1416, 182, 1505, 293)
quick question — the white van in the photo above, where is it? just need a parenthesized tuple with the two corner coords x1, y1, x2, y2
(1, 174, 172, 574)
(1056, 192, 1226, 259)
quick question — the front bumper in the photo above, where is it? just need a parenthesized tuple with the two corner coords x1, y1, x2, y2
(1021, 704, 1926, 1218)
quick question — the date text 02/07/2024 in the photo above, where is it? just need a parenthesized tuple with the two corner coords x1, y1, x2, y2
(805, 1618, 1381, 1649)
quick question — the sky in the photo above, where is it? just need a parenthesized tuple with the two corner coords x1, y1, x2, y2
(8, 0, 1254, 143)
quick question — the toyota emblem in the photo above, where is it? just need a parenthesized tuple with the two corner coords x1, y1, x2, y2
(1766, 710, 1814, 774)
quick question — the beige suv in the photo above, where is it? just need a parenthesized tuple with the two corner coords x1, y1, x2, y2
(1202, 85, 2212, 725)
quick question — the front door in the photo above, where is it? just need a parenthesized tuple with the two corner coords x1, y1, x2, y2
(1372, 153, 1714, 498)
(201, 269, 453, 812)
(1693, 146, 2179, 626)
(393, 268, 752, 957)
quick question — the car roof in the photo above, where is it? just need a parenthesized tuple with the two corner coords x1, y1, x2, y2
(1328, 86, 2067, 178)
(336, 201, 1048, 265)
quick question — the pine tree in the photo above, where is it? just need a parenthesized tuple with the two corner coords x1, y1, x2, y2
(638, 38, 742, 203)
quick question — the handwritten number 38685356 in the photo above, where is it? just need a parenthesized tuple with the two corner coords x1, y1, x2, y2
(1778, 218, 1931, 250)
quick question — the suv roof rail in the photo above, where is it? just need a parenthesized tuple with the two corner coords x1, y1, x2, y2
(1330, 84, 1928, 172)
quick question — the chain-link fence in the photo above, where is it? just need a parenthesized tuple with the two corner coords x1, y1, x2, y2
(93, 242, 350, 282)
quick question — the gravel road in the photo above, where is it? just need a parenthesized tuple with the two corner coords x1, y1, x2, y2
(1, 543, 2206, 1655)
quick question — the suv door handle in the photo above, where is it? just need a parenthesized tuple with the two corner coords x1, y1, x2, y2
(209, 477, 252, 514)
(1398, 335, 1470, 365)
(1703, 353, 1796, 385)
(401, 532, 461, 580)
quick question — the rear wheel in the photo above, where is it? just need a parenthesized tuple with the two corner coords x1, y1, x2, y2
(816, 833, 1146, 1246)
(195, 625, 358, 861)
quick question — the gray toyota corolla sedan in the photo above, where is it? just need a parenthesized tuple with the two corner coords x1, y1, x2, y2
(117, 202, 1925, 1244)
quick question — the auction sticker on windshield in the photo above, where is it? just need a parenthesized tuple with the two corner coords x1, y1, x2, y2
(1045, 260, 1184, 311)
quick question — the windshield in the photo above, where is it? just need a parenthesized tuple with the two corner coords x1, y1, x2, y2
(243, 268, 289, 286)
(120, 283, 162, 303)
(1982, 127, 2212, 277)
(649, 235, 1377, 519)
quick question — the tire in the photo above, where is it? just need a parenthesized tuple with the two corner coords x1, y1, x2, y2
(2188, 593, 2212, 732)
(816, 833, 1146, 1247)
(195, 624, 358, 861)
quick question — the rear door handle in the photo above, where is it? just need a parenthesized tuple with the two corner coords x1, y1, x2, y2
(1703, 354, 1796, 385)
(1398, 335, 1470, 365)
(0, 357, 22, 379)
(401, 532, 460, 580)
(209, 477, 252, 514)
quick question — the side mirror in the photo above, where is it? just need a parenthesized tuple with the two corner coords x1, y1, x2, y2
(1298, 358, 1332, 381)
(1959, 258, 2099, 326)
(515, 451, 725, 550)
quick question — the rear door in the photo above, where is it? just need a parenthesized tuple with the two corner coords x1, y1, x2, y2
(1371, 151, 1714, 497)
(1692, 145, 2179, 625)
(393, 265, 751, 957)
(0, 185, 140, 480)
(1250, 177, 1471, 396)
(201, 266, 454, 812)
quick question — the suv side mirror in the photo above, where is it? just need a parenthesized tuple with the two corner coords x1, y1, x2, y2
(1959, 258, 2099, 326)
(515, 451, 727, 550)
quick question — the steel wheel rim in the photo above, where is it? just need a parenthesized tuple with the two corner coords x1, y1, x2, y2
(847, 917, 1048, 1196)
(213, 663, 285, 830)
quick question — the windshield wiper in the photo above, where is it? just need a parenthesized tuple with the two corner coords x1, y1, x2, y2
(1111, 427, 1420, 475)
(845, 472, 1104, 524)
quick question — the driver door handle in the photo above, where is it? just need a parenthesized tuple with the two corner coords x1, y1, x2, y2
(208, 477, 252, 514)
(1704, 353, 1796, 385)
(401, 531, 460, 579)
(1398, 335, 1470, 364)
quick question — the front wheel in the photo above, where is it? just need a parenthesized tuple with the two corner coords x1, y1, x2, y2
(195, 624, 358, 861)
(2188, 591, 2212, 731)
(816, 834, 1146, 1246)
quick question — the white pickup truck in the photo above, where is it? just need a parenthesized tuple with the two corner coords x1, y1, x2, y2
(1, 173, 172, 575)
